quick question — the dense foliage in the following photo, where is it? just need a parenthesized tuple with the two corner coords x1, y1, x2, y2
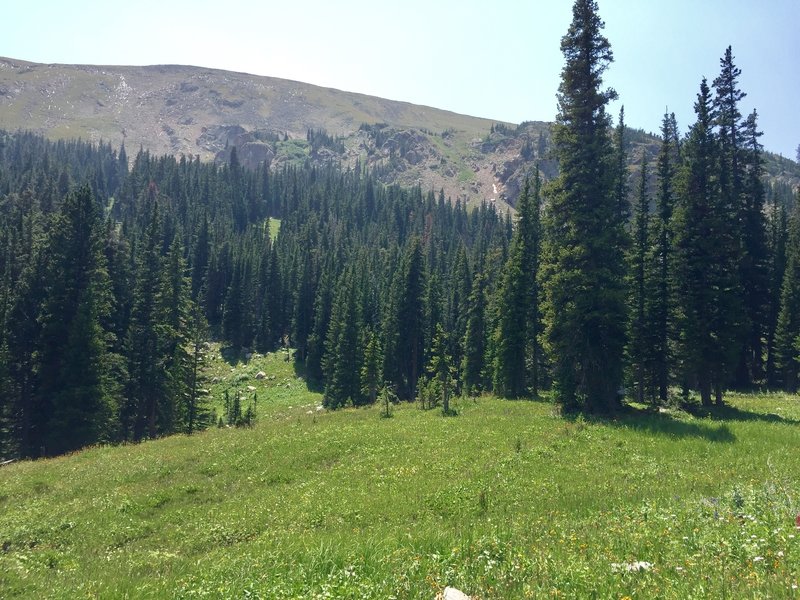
(0, 0, 797, 458)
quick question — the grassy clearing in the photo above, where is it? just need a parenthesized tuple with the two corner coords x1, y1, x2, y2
(1, 366, 799, 598)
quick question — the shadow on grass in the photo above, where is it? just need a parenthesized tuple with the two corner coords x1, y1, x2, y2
(684, 403, 800, 426)
(293, 357, 325, 393)
(219, 345, 246, 367)
(568, 405, 737, 443)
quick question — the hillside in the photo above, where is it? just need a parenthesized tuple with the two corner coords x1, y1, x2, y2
(0, 56, 540, 209)
(3, 56, 796, 211)
(1, 349, 799, 598)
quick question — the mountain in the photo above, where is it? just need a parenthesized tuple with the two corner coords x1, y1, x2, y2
(0, 56, 797, 209)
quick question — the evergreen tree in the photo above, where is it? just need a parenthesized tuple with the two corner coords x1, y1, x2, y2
(3, 251, 47, 457)
(322, 270, 362, 408)
(383, 238, 426, 400)
(673, 79, 742, 405)
(766, 202, 788, 386)
(775, 198, 800, 391)
(627, 157, 650, 403)
(446, 245, 471, 391)
(494, 178, 539, 398)
(613, 106, 630, 223)
(159, 238, 193, 433)
(646, 112, 679, 403)
(462, 271, 488, 395)
(737, 110, 770, 385)
(541, 0, 627, 412)
(428, 323, 456, 414)
(185, 300, 212, 434)
(222, 258, 247, 352)
(190, 214, 210, 300)
(124, 203, 168, 439)
(360, 329, 382, 405)
(38, 185, 117, 455)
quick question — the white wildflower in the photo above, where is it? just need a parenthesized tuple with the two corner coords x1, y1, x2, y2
(612, 561, 653, 573)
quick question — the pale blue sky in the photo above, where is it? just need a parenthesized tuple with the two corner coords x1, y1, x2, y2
(4, 0, 799, 158)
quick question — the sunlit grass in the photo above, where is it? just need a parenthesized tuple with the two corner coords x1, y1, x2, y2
(1, 377, 799, 598)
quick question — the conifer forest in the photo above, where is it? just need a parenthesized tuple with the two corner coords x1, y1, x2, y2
(0, 0, 798, 461)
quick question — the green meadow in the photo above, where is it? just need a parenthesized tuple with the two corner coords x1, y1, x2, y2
(1, 348, 799, 598)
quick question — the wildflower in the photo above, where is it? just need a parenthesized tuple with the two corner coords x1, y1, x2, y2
(778, 551, 784, 557)
(753, 556, 764, 562)
(796, 514, 800, 528)
(611, 561, 652, 573)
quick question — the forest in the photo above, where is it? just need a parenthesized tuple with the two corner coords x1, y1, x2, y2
(0, 1, 798, 460)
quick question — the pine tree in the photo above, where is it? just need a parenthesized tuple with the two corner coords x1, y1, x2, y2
(383, 238, 426, 400)
(613, 106, 630, 223)
(462, 271, 488, 395)
(775, 198, 800, 391)
(646, 112, 679, 403)
(222, 258, 246, 352)
(360, 329, 382, 405)
(673, 79, 743, 405)
(3, 251, 47, 457)
(185, 300, 211, 434)
(38, 185, 117, 455)
(627, 157, 650, 403)
(322, 270, 362, 408)
(124, 202, 168, 439)
(737, 110, 770, 385)
(190, 214, 210, 300)
(493, 175, 543, 398)
(541, 0, 627, 412)
(428, 323, 456, 415)
(159, 238, 192, 433)
(766, 203, 788, 386)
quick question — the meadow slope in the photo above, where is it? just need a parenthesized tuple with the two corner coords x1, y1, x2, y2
(1, 349, 799, 598)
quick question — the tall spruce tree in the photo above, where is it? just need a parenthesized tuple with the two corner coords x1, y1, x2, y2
(38, 185, 117, 455)
(713, 47, 765, 388)
(775, 197, 800, 391)
(673, 79, 742, 405)
(541, 0, 627, 412)
(493, 177, 540, 398)
(322, 269, 362, 408)
(462, 271, 488, 395)
(383, 238, 426, 400)
(124, 202, 169, 439)
(627, 157, 650, 403)
(646, 112, 679, 403)
(766, 202, 788, 386)
(737, 110, 770, 385)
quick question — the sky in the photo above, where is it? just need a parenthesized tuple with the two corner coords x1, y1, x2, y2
(4, 0, 799, 159)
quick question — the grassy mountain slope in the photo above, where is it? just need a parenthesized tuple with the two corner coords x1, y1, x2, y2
(2, 346, 799, 598)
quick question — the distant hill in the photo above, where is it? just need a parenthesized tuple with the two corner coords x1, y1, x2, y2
(0, 56, 797, 209)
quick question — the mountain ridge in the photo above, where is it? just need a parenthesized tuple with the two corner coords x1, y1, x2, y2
(0, 56, 797, 209)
